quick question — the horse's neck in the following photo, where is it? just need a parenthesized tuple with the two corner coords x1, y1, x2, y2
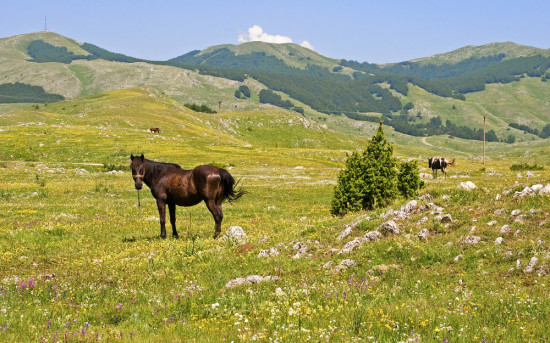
(142, 160, 156, 185)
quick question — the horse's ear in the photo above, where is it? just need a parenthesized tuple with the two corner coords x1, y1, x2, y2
(140, 154, 144, 161)
(130, 154, 134, 160)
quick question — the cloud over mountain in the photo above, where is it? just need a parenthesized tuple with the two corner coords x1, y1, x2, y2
(238, 25, 314, 50)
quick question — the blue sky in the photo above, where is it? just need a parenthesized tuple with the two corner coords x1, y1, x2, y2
(2, 0, 549, 63)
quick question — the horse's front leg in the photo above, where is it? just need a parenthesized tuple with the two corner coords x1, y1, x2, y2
(168, 202, 178, 238)
(156, 199, 167, 239)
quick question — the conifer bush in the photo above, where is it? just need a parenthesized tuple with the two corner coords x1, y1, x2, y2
(331, 122, 398, 215)
(397, 160, 424, 198)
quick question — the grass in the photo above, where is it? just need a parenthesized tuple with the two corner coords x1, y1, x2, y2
(0, 87, 550, 342)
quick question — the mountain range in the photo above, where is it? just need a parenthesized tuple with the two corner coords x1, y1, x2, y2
(1, 31, 549, 145)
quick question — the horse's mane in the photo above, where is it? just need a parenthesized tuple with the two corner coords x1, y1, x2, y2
(144, 158, 184, 173)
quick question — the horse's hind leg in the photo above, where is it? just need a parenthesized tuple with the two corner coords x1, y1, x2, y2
(205, 200, 224, 239)
(156, 199, 167, 239)
(168, 203, 178, 238)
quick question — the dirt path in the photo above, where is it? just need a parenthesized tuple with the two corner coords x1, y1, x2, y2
(420, 137, 474, 157)
(421, 137, 433, 147)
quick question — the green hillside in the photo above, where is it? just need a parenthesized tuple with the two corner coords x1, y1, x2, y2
(1, 31, 549, 150)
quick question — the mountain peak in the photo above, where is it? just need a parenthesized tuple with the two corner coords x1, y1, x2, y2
(411, 41, 550, 65)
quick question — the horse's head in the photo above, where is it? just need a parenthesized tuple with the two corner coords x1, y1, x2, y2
(428, 158, 433, 168)
(130, 154, 146, 190)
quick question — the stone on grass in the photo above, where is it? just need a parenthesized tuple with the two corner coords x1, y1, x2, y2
(524, 257, 538, 273)
(499, 225, 512, 234)
(379, 220, 400, 235)
(333, 259, 357, 273)
(364, 230, 382, 242)
(292, 242, 309, 259)
(458, 181, 477, 191)
(463, 235, 481, 245)
(418, 229, 430, 240)
(337, 227, 353, 241)
(539, 184, 550, 195)
(221, 226, 248, 244)
(257, 247, 279, 258)
(493, 208, 505, 215)
(495, 237, 503, 245)
(440, 214, 453, 223)
(225, 275, 279, 288)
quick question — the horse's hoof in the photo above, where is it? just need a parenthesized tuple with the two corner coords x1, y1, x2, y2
(173, 234, 179, 239)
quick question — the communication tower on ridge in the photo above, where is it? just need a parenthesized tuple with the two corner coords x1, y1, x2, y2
(44, 17, 49, 32)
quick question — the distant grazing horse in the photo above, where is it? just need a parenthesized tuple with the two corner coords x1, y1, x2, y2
(149, 128, 160, 133)
(130, 154, 245, 239)
(428, 157, 455, 179)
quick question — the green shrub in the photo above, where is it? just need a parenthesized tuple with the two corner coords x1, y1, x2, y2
(331, 122, 397, 215)
(510, 163, 545, 171)
(397, 160, 424, 198)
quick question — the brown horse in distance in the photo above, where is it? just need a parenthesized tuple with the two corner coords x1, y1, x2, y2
(428, 157, 455, 179)
(149, 128, 160, 133)
(130, 154, 245, 239)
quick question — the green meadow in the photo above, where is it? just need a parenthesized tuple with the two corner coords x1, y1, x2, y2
(0, 87, 549, 342)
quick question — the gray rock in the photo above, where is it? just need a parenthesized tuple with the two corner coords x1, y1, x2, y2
(513, 187, 535, 199)
(418, 229, 430, 240)
(225, 275, 280, 288)
(463, 235, 481, 245)
(322, 261, 333, 269)
(539, 184, 550, 195)
(292, 243, 309, 259)
(441, 214, 453, 223)
(493, 208, 506, 215)
(499, 225, 512, 234)
(337, 227, 353, 241)
(380, 220, 400, 235)
(524, 257, 539, 273)
(511, 209, 521, 216)
(339, 237, 365, 254)
(453, 254, 463, 261)
(363, 230, 382, 242)
(458, 181, 477, 190)
(333, 259, 357, 273)
(487, 220, 497, 226)
(257, 247, 279, 258)
(495, 237, 504, 245)
(401, 200, 418, 214)
(221, 226, 248, 244)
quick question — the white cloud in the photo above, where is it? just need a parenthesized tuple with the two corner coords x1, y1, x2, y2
(300, 40, 314, 50)
(238, 25, 314, 50)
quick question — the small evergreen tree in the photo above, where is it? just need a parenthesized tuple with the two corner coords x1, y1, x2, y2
(331, 122, 398, 215)
(238, 85, 251, 98)
(397, 160, 424, 199)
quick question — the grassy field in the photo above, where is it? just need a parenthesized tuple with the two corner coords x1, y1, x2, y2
(1, 87, 550, 342)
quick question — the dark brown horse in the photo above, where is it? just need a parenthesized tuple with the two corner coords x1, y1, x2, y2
(149, 128, 160, 133)
(428, 157, 455, 179)
(130, 154, 245, 238)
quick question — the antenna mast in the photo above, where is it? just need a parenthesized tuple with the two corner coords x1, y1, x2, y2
(44, 17, 49, 32)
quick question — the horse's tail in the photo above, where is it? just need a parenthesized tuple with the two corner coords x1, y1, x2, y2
(428, 158, 433, 168)
(220, 169, 246, 203)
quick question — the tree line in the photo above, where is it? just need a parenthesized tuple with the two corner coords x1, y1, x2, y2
(0, 82, 64, 103)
